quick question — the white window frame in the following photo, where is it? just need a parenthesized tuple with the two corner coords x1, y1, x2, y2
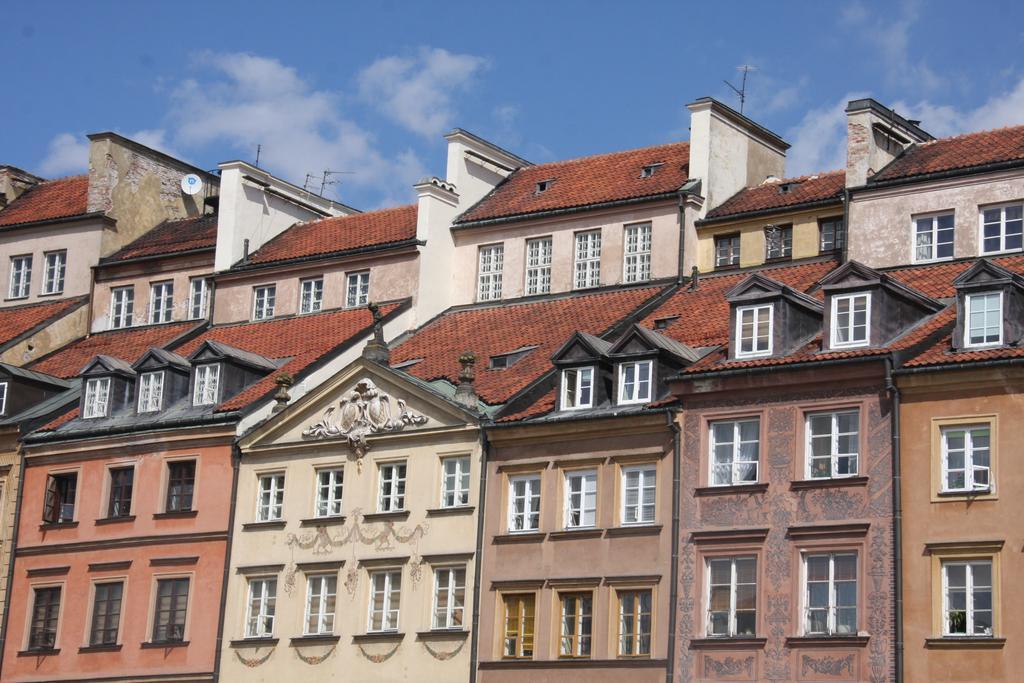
(304, 574, 337, 635)
(709, 418, 760, 486)
(563, 469, 597, 529)
(300, 277, 324, 315)
(256, 472, 285, 522)
(940, 425, 991, 493)
(345, 271, 370, 308)
(314, 468, 343, 518)
(618, 360, 652, 404)
(440, 456, 470, 508)
(715, 234, 740, 268)
(9, 255, 31, 299)
(802, 552, 858, 636)
(192, 363, 221, 406)
(367, 570, 401, 633)
(377, 462, 406, 512)
(964, 291, 1002, 347)
(912, 212, 955, 263)
(979, 202, 1024, 255)
(942, 560, 994, 637)
(764, 224, 793, 260)
(574, 231, 602, 289)
(524, 237, 553, 296)
(735, 304, 773, 358)
(252, 285, 276, 320)
(137, 371, 164, 413)
(621, 465, 656, 525)
(432, 566, 466, 630)
(83, 377, 111, 419)
(508, 474, 541, 533)
(560, 366, 594, 411)
(42, 250, 66, 295)
(477, 244, 504, 302)
(0, 381, 7, 415)
(189, 278, 211, 320)
(245, 577, 276, 639)
(705, 556, 757, 638)
(830, 293, 871, 348)
(110, 287, 134, 329)
(805, 410, 860, 479)
(149, 281, 174, 324)
(623, 223, 652, 283)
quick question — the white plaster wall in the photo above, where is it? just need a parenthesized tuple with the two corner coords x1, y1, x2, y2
(92, 264, 214, 332)
(0, 220, 104, 307)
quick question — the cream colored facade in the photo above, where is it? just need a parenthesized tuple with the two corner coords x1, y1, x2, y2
(92, 257, 213, 332)
(222, 358, 482, 682)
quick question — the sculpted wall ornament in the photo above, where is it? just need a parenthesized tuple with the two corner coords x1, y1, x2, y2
(703, 655, 754, 678)
(302, 378, 428, 471)
(295, 644, 336, 665)
(422, 638, 467, 661)
(801, 654, 854, 677)
(234, 648, 275, 668)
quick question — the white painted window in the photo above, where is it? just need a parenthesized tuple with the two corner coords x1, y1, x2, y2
(830, 293, 870, 348)
(477, 245, 504, 301)
(252, 286, 276, 320)
(621, 465, 656, 525)
(368, 570, 401, 632)
(564, 469, 597, 529)
(819, 217, 845, 253)
(0, 381, 7, 415)
(245, 578, 276, 638)
(300, 278, 324, 314)
(305, 575, 337, 635)
(377, 462, 406, 512)
(189, 278, 211, 319)
(192, 363, 220, 406)
(432, 567, 466, 630)
(941, 425, 991, 492)
(149, 281, 174, 324)
(914, 213, 955, 262)
(765, 225, 792, 260)
(110, 287, 134, 329)
(736, 305, 773, 358)
(256, 473, 285, 521)
(980, 203, 1023, 254)
(943, 560, 993, 636)
(9, 255, 31, 298)
(440, 456, 470, 508)
(42, 251, 66, 295)
(806, 410, 859, 479)
(508, 474, 540, 533)
(315, 469, 343, 517)
(137, 371, 164, 413)
(561, 367, 594, 410)
(624, 223, 652, 283)
(965, 292, 1002, 347)
(83, 377, 111, 419)
(710, 418, 759, 486)
(715, 235, 740, 267)
(346, 271, 370, 308)
(618, 360, 652, 404)
(574, 231, 601, 289)
(803, 552, 857, 635)
(707, 556, 757, 637)
(525, 237, 552, 295)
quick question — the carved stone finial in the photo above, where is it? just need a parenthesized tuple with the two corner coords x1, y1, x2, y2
(689, 265, 700, 291)
(272, 373, 294, 413)
(454, 351, 478, 409)
(362, 302, 390, 364)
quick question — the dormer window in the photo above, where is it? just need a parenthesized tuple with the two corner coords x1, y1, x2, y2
(561, 367, 594, 411)
(137, 371, 164, 413)
(83, 378, 111, 419)
(830, 293, 870, 348)
(618, 361, 652, 404)
(535, 179, 554, 194)
(736, 305, 773, 358)
(641, 163, 663, 178)
(193, 364, 221, 406)
(964, 292, 1002, 347)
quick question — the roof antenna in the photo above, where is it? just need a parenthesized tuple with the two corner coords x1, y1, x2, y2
(319, 169, 354, 197)
(723, 65, 757, 114)
(255, 144, 262, 167)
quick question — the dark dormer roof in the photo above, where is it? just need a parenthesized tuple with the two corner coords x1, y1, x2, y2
(551, 331, 614, 364)
(952, 258, 1024, 289)
(133, 347, 191, 373)
(188, 340, 278, 372)
(726, 272, 823, 313)
(81, 354, 137, 378)
(608, 324, 702, 364)
(0, 362, 72, 389)
(819, 261, 944, 312)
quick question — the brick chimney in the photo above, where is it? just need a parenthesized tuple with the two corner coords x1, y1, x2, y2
(845, 99, 933, 187)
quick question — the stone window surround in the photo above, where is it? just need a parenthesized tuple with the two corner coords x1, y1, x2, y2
(928, 414, 999, 503)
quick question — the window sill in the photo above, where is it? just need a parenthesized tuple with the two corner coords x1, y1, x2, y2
(937, 489, 993, 498)
(714, 264, 740, 272)
(229, 637, 278, 647)
(352, 631, 405, 644)
(39, 521, 78, 531)
(426, 506, 475, 517)
(241, 520, 286, 531)
(95, 515, 135, 525)
(17, 648, 59, 657)
(694, 483, 768, 497)
(299, 515, 346, 527)
(924, 636, 1005, 649)
(549, 528, 603, 540)
(37, 290, 65, 298)
(79, 643, 122, 653)
(689, 637, 767, 650)
(362, 510, 410, 522)
(141, 640, 189, 649)
(606, 524, 663, 537)
(153, 510, 197, 519)
(290, 634, 340, 646)
(4, 296, 29, 303)
(785, 635, 869, 648)
(790, 476, 868, 490)
(416, 629, 469, 639)
(493, 532, 546, 544)
(479, 658, 669, 669)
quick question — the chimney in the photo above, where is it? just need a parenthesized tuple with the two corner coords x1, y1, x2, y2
(453, 351, 478, 409)
(845, 99, 933, 187)
(0, 166, 42, 208)
(361, 303, 390, 364)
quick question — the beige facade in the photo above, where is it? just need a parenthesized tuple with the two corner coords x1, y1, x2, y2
(0, 303, 88, 367)
(0, 218, 106, 307)
(223, 359, 482, 682)
(92, 255, 213, 332)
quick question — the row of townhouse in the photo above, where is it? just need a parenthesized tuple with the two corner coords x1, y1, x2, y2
(0, 93, 1020, 683)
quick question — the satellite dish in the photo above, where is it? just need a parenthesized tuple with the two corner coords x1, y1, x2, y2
(181, 174, 203, 196)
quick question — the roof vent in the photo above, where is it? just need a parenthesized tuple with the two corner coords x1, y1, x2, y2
(535, 179, 554, 194)
(641, 163, 664, 178)
(778, 182, 799, 194)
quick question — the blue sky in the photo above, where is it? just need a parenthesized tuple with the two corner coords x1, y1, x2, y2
(5, 0, 1024, 209)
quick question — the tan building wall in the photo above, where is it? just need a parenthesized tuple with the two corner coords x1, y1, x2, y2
(0, 303, 88, 367)
(92, 256, 213, 332)
(898, 367, 1024, 682)
(223, 360, 481, 682)
(0, 219, 105, 308)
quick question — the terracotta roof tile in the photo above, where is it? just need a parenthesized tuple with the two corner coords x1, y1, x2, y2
(0, 296, 88, 352)
(0, 175, 89, 227)
(497, 389, 557, 422)
(703, 171, 845, 221)
(245, 205, 417, 266)
(392, 285, 670, 405)
(872, 125, 1024, 182)
(456, 142, 690, 224)
(103, 214, 218, 262)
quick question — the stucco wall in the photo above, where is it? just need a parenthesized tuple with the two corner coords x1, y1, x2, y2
(0, 220, 104, 308)
(0, 303, 88, 367)
(92, 261, 213, 332)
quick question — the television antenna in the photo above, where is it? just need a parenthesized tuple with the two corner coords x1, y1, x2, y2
(303, 170, 355, 198)
(724, 65, 757, 114)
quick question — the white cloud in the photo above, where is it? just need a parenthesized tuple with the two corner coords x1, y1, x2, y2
(785, 92, 868, 176)
(38, 132, 90, 177)
(357, 47, 488, 138)
(894, 77, 1024, 138)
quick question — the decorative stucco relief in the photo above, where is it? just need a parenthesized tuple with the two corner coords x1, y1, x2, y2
(801, 653, 854, 677)
(703, 654, 755, 678)
(422, 638, 467, 661)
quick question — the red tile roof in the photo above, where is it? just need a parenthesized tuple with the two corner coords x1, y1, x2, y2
(456, 142, 690, 224)
(872, 125, 1024, 183)
(0, 175, 89, 227)
(702, 171, 845, 221)
(392, 285, 669, 405)
(29, 321, 202, 379)
(245, 205, 418, 266)
(173, 304, 400, 411)
(0, 296, 88, 352)
(103, 214, 218, 263)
